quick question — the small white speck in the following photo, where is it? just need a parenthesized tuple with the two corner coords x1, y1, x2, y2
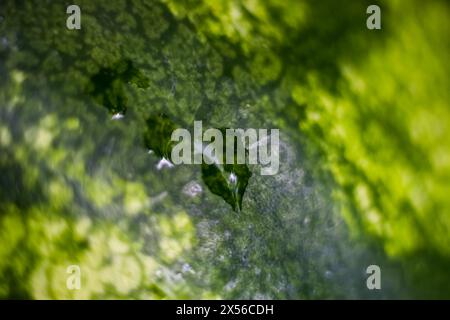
(156, 157, 174, 170)
(111, 113, 124, 120)
(303, 216, 310, 225)
(224, 279, 237, 291)
(182, 263, 195, 274)
(182, 181, 203, 197)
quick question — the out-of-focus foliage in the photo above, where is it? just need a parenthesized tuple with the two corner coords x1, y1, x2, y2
(299, 1, 450, 257)
(297, 2, 450, 296)
(0, 0, 449, 299)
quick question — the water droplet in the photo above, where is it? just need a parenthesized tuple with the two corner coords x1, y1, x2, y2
(182, 263, 194, 274)
(111, 112, 124, 120)
(182, 181, 202, 197)
(156, 157, 174, 170)
(229, 172, 237, 184)
(303, 216, 310, 225)
(224, 279, 237, 291)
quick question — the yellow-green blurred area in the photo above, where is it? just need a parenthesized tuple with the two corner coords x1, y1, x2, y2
(0, 0, 449, 299)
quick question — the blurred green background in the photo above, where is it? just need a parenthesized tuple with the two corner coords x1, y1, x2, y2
(0, 0, 449, 299)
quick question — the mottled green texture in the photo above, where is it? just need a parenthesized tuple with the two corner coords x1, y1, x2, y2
(143, 114, 177, 159)
(0, 0, 449, 299)
(88, 59, 150, 115)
